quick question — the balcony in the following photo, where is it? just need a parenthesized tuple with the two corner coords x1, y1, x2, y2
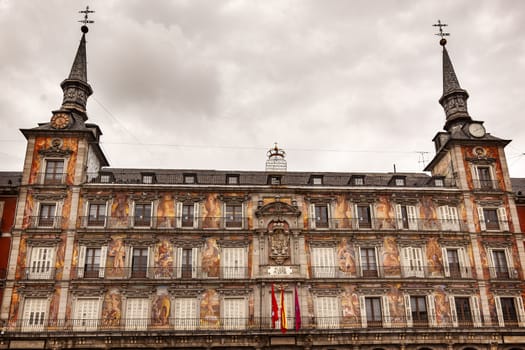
(310, 265, 474, 279)
(488, 266, 519, 280)
(78, 216, 248, 230)
(473, 179, 500, 191)
(71, 266, 249, 280)
(311, 218, 467, 231)
(35, 172, 67, 185)
(20, 267, 57, 280)
(27, 216, 62, 229)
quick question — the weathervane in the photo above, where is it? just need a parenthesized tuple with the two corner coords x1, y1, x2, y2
(433, 20, 450, 46)
(78, 6, 95, 33)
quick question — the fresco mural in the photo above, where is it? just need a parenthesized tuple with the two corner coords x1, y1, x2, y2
(375, 195, 395, 229)
(420, 196, 439, 230)
(8, 288, 19, 326)
(202, 238, 220, 278)
(341, 285, 360, 327)
(102, 289, 122, 327)
(22, 191, 34, 229)
(203, 194, 221, 229)
(434, 285, 451, 326)
(383, 236, 401, 276)
(48, 288, 61, 327)
(55, 235, 67, 280)
(154, 238, 173, 278)
(426, 238, 444, 277)
(15, 236, 27, 280)
(151, 292, 170, 327)
(106, 235, 126, 278)
(60, 192, 72, 230)
(333, 195, 352, 228)
(201, 289, 220, 328)
(386, 284, 405, 325)
(111, 192, 129, 228)
(337, 238, 356, 276)
(157, 194, 175, 228)
(462, 146, 505, 191)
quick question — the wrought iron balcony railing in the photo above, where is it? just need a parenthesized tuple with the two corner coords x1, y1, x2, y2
(20, 267, 57, 280)
(473, 179, 501, 191)
(27, 216, 63, 229)
(310, 217, 468, 231)
(71, 266, 249, 280)
(6, 315, 510, 333)
(311, 265, 474, 279)
(34, 172, 67, 185)
(78, 216, 248, 230)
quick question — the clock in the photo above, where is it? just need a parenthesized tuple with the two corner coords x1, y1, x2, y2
(468, 123, 485, 138)
(50, 113, 72, 129)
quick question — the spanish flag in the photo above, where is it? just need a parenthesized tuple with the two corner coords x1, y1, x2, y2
(271, 284, 279, 328)
(280, 287, 287, 333)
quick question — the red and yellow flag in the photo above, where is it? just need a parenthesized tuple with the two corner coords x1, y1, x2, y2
(280, 287, 287, 333)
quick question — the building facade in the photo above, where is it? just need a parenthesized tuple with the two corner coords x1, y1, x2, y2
(1, 18, 525, 350)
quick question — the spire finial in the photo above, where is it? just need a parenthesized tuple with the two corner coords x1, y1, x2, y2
(78, 6, 95, 33)
(433, 20, 450, 46)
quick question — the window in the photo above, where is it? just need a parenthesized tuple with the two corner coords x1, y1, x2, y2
(176, 247, 198, 278)
(394, 178, 405, 186)
(453, 297, 473, 326)
(355, 204, 372, 229)
(183, 174, 196, 184)
(434, 178, 444, 187)
(125, 298, 149, 330)
(225, 204, 243, 228)
(38, 203, 57, 227)
(360, 247, 378, 277)
(476, 166, 494, 189)
(478, 207, 509, 231)
(226, 175, 239, 185)
(351, 176, 365, 186)
(133, 203, 152, 227)
(131, 247, 149, 278)
(87, 202, 106, 227)
(44, 159, 64, 184)
(99, 173, 111, 183)
(78, 246, 107, 278)
(309, 203, 330, 229)
(311, 176, 323, 185)
(269, 175, 281, 185)
(174, 298, 198, 330)
(28, 247, 54, 279)
(178, 203, 197, 228)
(73, 298, 100, 331)
(22, 298, 47, 332)
(442, 247, 470, 278)
(141, 174, 154, 184)
(410, 296, 429, 327)
(395, 204, 417, 230)
(495, 297, 525, 327)
(315, 296, 339, 329)
(362, 297, 383, 327)
(490, 249, 511, 279)
(311, 247, 336, 278)
(222, 247, 247, 279)
(223, 298, 246, 330)
(401, 247, 424, 277)
(438, 205, 459, 231)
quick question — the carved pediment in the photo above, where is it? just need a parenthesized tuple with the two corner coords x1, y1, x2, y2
(38, 139, 73, 158)
(255, 201, 301, 218)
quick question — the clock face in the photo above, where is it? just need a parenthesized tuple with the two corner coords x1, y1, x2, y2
(50, 113, 71, 129)
(468, 123, 486, 138)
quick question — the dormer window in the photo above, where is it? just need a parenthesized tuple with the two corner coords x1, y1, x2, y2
(395, 178, 405, 186)
(311, 175, 323, 185)
(351, 176, 365, 186)
(141, 173, 155, 184)
(389, 176, 406, 187)
(269, 175, 281, 185)
(434, 178, 444, 187)
(184, 174, 196, 184)
(226, 175, 239, 185)
(99, 173, 112, 183)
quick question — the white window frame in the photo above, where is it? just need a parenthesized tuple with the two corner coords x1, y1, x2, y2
(442, 247, 471, 278)
(472, 164, 495, 189)
(36, 201, 61, 228)
(354, 204, 373, 229)
(222, 297, 247, 330)
(309, 203, 332, 229)
(221, 246, 247, 279)
(21, 297, 48, 332)
(132, 201, 153, 228)
(478, 206, 509, 232)
(223, 202, 244, 229)
(174, 297, 198, 330)
(358, 246, 380, 278)
(311, 247, 336, 278)
(176, 247, 199, 278)
(437, 205, 459, 231)
(85, 200, 108, 228)
(27, 246, 55, 279)
(449, 295, 482, 328)
(359, 295, 389, 328)
(404, 294, 436, 327)
(176, 202, 200, 229)
(127, 246, 151, 279)
(315, 296, 339, 329)
(487, 247, 515, 279)
(42, 157, 66, 184)
(395, 204, 418, 230)
(495, 296, 525, 327)
(401, 247, 424, 278)
(77, 245, 107, 278)
(73, 297, 100, 331)
(125, 298, 150, 330)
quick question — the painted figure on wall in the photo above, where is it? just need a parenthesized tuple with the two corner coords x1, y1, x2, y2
(203, 194, 221, 229)
(383, 236, 401, 276)
(154, 238, 173, 278)
(202, 238, 220, 277)
(48, 288, 61, 327)
(337, 238, 356, 275)
(426, 238, 443, 277)
(107, 236, 126, 278)
(434, 285, 451, 326)
(151, 294, 170, 327)
(420, 196, 438, 230)
(201, 289, 220, 328)
(387, 285, 405, 325)
(111, 192, 129, 228)
(333, 195, 352, 228)
(102, 289, 122, 327)
(157, 194, 175, 228)
(8, 289, 20, 326)
(15, 236, 27, 280)
(54, 235, 66, 280)
(341, 286, 360, 326)
(376, 195, 395, 229)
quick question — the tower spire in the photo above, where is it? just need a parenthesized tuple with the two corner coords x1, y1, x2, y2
(59, 6, 95, 120)
(433, 20, 472, 131)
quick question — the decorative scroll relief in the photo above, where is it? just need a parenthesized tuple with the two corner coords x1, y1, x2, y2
(269, 222, 290, 265)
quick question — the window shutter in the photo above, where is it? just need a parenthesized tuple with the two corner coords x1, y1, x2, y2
(359, 295, 367, 328)
(309, 204, 316, 229)
(146, 246, 152, 278)
(192, 247, 199, 278)
(478, 207, 486, 231)
(175, 298, 197, 330)
(193, 202, 200, 229)
(404, 294, 413, 327)
(504, 248, 515, 278)
(438, 206, 448, 221)
(498, 207, 509, 231)
(176, 247, 183, 278)
(449, 296, 458, 327)
(427, 295, 436, 327)
(470, 296, 482, 327)
(458, 247, 470, 278)
(23, 298, 47, 331)
(125, 246, 133, 278)
(516, 297, 525, 327)
(126, 298, 149, 330)
(99, 246, 107, 278)
(495, 296, 504, 327)
(241, 202, 245, 229)
(449, 206, 459, 224)
(77, 245, 86, 278)
(442, 248, 450, 277)
(401, 247, 409, 277)
(175, 202, 183, 228)
(381, 296, 391, 328)
(487, 249, 496, 278)
(407, 205, 418, 229)
(30, 247, 54, 279)
(395, 204, 403, 229)
(353, 204, 359, 229)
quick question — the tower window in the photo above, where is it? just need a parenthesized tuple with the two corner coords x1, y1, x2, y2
(268, 175, 281, 185)
(44, 159, 64, 184)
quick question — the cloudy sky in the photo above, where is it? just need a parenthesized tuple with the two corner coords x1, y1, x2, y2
(1, 0, 525, 177)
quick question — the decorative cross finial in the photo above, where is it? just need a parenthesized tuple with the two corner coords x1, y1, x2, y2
(433, 20, 450, 46)
(78, 6, 95, 33)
